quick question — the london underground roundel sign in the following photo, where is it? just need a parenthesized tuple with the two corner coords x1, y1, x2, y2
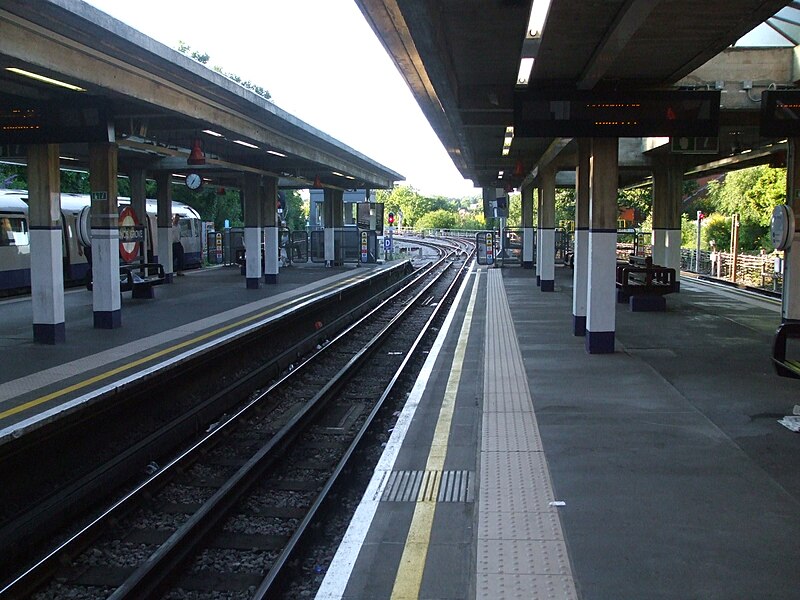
(119, 206, 141, 263)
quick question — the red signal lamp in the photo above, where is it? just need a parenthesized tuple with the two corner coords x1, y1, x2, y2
(388, 211, 395, 225)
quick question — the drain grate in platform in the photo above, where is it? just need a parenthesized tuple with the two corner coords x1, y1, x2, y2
(378, 470, 474, 503)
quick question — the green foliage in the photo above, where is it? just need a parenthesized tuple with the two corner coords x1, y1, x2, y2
(177, 42, 271, 100)
(507, 192, 521, 227)
(173, 186, 243, 230)
(619, 187, 651, 221)
(281, 190, 307, 231)
(702, 213, 730, 251)
(414, 209, 458, 230)
(376, 185, 484, 230)
(0, 164, 27, 189)
(555, 189, 575, 223)
(681, 213, 696, 248)
(701, 166, 786, 252)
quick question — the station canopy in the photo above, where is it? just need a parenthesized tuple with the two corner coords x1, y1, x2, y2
(0, 0, 403, 191)
(355, 0, 796, 189)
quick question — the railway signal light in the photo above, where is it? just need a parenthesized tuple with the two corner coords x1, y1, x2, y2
(388, 212, 395, 226)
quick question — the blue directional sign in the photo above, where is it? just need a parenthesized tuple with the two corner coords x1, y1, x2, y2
(384, 237, 393, 251)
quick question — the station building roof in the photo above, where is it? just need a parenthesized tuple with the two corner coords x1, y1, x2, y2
(0, 0, 403, 190)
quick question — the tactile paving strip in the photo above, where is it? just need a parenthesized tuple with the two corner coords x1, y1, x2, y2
(477, 269, 578, 599)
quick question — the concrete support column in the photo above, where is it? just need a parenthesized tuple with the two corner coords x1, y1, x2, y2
(536, 187, 543, 285)
(540, 167, 556, 292)
(323, 188, 344, 266)
(129, 168, 148, 261)
(242, 173, 262, 289)
(572, 139, 590, 336)
(521, 183, 535, 269)
(652, 157, 683, 288)
(263, 176, 279, 284)
(586, 137, 618, 354)
(155, 172, 173, 282)
(89, 142, 121, 329)
(27, 144, 65, 344)
(782, 138, 800, 321)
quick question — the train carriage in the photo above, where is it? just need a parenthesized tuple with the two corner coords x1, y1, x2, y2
(0, 189, 202, 293)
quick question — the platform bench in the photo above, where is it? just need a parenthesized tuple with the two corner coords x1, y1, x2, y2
(772, 322, 800, 379)
(87, 263, 166, 299)
(616, 255, 677, 310)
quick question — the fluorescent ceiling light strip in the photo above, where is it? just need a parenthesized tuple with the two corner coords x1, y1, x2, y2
(233, 139, 258, 149)
(517, 58, 535, 86)
(332, 171, 345, 177)
(203, 129, 223, 137)
(502, 148, 510, 156)
(527, 0, 553, 38)
(6, 67, 86, 92)
(267, 150, 287, 157)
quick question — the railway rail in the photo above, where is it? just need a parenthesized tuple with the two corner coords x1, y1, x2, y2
(1, 239, 475, 599)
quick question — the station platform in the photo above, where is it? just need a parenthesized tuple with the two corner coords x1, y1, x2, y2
(0, 261, 394, 441)
(318, 264, 800, 600)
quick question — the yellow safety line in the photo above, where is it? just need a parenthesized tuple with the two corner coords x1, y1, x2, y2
(390, 271, 479, 600)
(0, 273, 370, 422)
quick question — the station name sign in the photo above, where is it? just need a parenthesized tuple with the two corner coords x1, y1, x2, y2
(0, 100, 112, 144)
(513, 90, 720, 138)
(760, 90, 800, 137)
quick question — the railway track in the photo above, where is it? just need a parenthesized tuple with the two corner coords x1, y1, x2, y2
(2, 241, 474, 599)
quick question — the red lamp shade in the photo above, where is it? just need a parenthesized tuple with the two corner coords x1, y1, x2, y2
(187, 138, 205, 165)
(313, 175, 322, 188)
(513, 159, 525, 178)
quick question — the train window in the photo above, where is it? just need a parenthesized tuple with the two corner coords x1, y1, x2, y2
(0, 215, 28, 247)
(179, 218, 192, 238)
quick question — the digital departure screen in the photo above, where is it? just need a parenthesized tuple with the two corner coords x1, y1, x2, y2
(760, 90, 800, 137)
(513, 90, 720, 138)
(0, 100, 111, 144)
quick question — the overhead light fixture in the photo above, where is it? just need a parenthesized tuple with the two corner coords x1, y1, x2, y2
(233, 139, 259, 149)
(267, 149, 287, 157)
(498, 170, 505, 179)
(187, 138, 205, 165)
(527, 0, 553, 38)
(332, 171, 345, 177)
(202, 129, 223, 137)
(313, 175, 322, 188)
(345, 175, 356, 180)
(501, 124, 514, 156)
(517, 58, 535, 86)
(59, 156, 78, 161)
(6, 67, 86, 92)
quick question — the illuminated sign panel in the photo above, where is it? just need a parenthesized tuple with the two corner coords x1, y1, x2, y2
(513, 91, 720, 138)
(0, 100, 111, 143)
(760, 90, 800, 137)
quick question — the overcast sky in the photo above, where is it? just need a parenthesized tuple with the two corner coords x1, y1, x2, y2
(83, 0, 481, 199)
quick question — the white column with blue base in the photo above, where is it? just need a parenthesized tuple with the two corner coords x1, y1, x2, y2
(572, 227, 588, 336)
(264, 226, 279, 284)
(245, 226, 261, 288)
(539, 228, 555, 291)
(324, 228, 335, 266)
(31, 228, 65, 343)
(523, 227, 534, 269)
(665, 229, 682, 290)
(535, 227, 542, 285)
(651, 228, 667, 267)
(586, 230, 616, 353)
(92, 228, 121, 328)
